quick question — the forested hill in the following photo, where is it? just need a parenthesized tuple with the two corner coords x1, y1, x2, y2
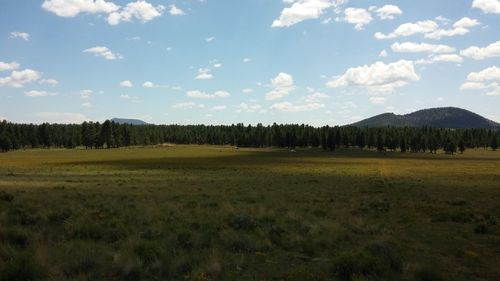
(352, 107, 500, 129)
(110, 118, 147, 125)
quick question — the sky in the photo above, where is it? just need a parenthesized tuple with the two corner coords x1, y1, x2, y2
(0, 0, 499, 125)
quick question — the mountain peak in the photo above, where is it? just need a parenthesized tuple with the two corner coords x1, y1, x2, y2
(110, 118, 148, 125)
(351, 107, 499, 129)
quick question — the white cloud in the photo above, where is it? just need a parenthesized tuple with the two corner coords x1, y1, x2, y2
(187, 90, 211, 99)
(81, 102, 92, 107)
(272, 0, 333, 28)
(374, 17, 479, 40)
(120, 94, 131, 99)
(169, 4, 185, 16)
(243, 58, 251, 63)
(375, 5, 402, 20)
(344, 8, 372, 30)
(326, 60, 420, 92)
(107, 1, 165, 25)
(460, 66, 500, 96)
(235, 103, 263, 113)
(465, 66, 500, 82)
(10, 32, 30, 41)
(266, 72, 295, 100)
(80, 89, 92, 99)
(369, 96, 387, 104)
(460, 41, 500, 60)
(205, 37, 215, 42)
(303, 92, 329, 102)
(0, 61, 19, 72)
(186, 90, 230, 99)
(453, 17, 480, 28)
(391, 42, 455, 53)
(0, 69, 41, 88)
(142, 81, 155, 88)
(209, 105, 227, 111)
(242, 88, 253, 94)
(24, 90, 57, 97)
(120, 80, 133, 87)
(379, 50, 388, 57)
(39, 79, 58, 86)
(271, 101, 325, 112)
(415, 54, 463, 65)
(374, 20, 438, 39)
(195, 68, 213, 80)
(472, 0, 500, 14)
(35, 112, 89, 123)
(172, 102, 205, 109)
(83, 46, 122, 60)
(214, 90, 230, 97)
(42, 0, 119, 17)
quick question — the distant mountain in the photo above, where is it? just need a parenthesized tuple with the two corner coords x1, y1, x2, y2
(111, 118, 148, 125)
(351, 107, 500, 129)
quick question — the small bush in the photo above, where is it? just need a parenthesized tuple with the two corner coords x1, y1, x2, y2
(0, 191, 14, 202)
(413, 264, 444, 281)
(331, 241, 402, 281)
(474, 223, 488, 234)
(228, 215, 258, 231)
(0, 253, 47, 281)
(0, 228, 30, 248)
(133, 241, 161, 266)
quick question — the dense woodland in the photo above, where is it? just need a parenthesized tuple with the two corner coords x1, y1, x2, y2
(0, 120, 498, 154)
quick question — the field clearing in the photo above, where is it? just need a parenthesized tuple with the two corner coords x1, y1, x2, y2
(0, 146, 499, 281)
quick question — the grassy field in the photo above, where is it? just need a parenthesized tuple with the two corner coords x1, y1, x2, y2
(0, 146, 499, 281)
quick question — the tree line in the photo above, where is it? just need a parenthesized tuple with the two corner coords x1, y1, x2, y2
(0, 120, 498, 154)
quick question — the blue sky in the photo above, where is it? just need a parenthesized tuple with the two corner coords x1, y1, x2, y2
(0, 0, 499, 125)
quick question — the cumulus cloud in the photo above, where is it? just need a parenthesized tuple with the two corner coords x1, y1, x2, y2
(391, 42, 455, 54)
(326, 60, 420, 92)
(266, 72, 295, 100)
(235, 103, 263, 113)
(0, 61, 20, 72)
(35, 112, 90, 123)
(472, 0, 500, 14)
(142, 81, 155, 88)
(271, 101, 325, 112)
(303, 92, 329, 102)
(83, 46, 122, 60)
(272, 0, 333, 28)
(369, 96, 387, 104)
(186, 90, 230, 99)
(169, 4, 184, 16)
(344, 7, 372, 30)
(39, 79, 58, 86)
(209, 105, 227, 111)
(24, 90, 57, 97)
(414, 54, 463, 65)
(42, 0, 119, 17)
(80, 89, 92, 99)
(0, 69, 41, 88)
(460, 41, 500, 60)
(195, 68, 213, 80)
(379, 50, 388, 57)
(107, 1, 164, 25)
(375, 5, 402, 20)
(460, 66, 500, 96)
(172, 102, 205, 109)
(120, 80, 133, 87)
(374, 17, 479, 40)
(10, 32, 30, 41)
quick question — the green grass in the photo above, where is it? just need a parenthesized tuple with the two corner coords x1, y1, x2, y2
(0, 145, 499, 281)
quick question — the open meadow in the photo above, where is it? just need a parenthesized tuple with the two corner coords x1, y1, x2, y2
(0, 146, 499, 281)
